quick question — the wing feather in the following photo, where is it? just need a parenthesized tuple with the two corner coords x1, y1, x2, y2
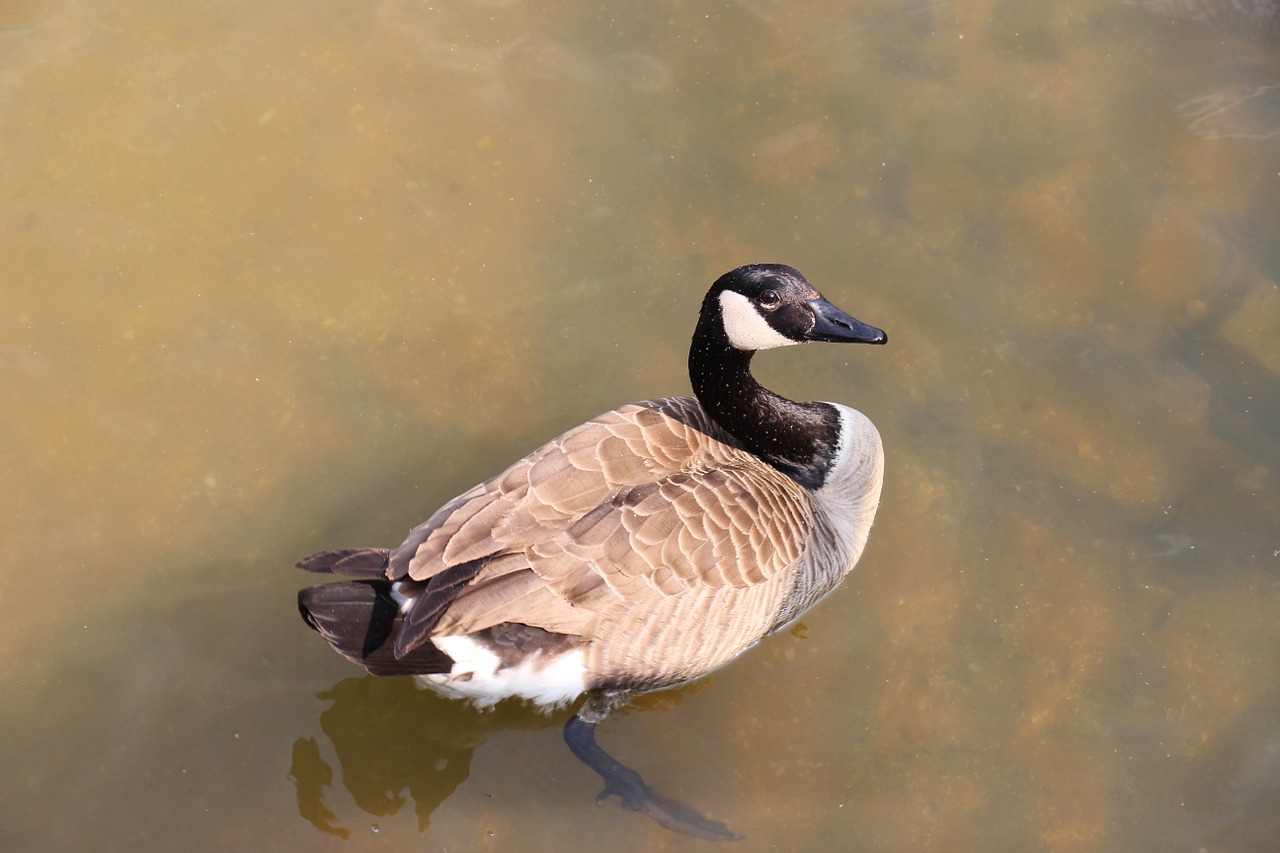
(387, 398, 814, 674)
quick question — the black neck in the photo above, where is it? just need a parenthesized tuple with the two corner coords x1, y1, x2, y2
(689, 310, 839, 490)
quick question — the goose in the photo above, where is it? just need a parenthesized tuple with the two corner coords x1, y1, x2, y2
(294, 263, 886, 840)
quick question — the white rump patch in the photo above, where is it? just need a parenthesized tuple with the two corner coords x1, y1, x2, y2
(417, 634, 587, 710)
(719, 290, 799, 351)
(392, 582, 586, 709)
(389, 582, 416, 612)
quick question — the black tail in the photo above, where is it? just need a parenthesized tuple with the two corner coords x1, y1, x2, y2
(297, 579, 454, 677)
(296, 548, 393, 577)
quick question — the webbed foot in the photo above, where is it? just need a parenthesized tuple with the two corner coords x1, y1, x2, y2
(563, 710, 742, 842)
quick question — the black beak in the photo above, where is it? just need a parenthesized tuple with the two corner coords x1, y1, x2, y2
(805, 298, 887, 345)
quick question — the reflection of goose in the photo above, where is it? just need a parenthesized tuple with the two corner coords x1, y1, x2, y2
(289, 676, 550, 838)
(295, 264, 886, 840)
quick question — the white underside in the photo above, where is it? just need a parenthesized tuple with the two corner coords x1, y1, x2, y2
(386, 405, 882, 713)
(416, 635, 588, 710)
(390, 581, 587, 710)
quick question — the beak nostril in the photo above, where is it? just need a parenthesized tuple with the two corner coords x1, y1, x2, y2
(805, 298, 885, 345)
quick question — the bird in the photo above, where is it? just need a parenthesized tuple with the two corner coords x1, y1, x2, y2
(294, 263, 886, 840)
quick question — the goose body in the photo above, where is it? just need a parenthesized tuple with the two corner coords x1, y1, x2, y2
(295, 263, 886, 839)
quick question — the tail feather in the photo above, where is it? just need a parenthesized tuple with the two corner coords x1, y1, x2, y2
(296, 548, 391, 578)
(297, 580, 454, 677)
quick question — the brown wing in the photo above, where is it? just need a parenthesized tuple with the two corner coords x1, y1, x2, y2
(388, 397, 814, 668)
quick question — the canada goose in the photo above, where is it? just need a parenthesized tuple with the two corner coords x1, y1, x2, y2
(295, 263, 886, 840)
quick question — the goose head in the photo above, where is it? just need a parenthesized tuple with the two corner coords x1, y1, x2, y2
(702, 263, 887, 352)
(689, 264, 886, 487)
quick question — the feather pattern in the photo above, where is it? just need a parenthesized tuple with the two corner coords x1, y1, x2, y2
(296, 263, 885, 705)
(382, 396, 847, 687)
(293, 263, 887, 841)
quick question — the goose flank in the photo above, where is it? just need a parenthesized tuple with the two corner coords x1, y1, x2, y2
(294, 263, 887, 840)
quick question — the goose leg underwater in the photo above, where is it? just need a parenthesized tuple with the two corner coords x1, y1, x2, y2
(294, 263, 887, 840)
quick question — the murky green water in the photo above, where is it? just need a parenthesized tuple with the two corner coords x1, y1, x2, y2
(3, 1, 1279, 850)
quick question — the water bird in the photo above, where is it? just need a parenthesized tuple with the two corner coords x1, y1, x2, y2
(294, 263, 887, 840)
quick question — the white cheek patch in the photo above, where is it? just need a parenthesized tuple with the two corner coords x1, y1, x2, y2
(719, 290, 801, 351)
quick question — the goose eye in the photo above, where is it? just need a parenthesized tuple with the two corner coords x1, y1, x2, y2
(758, 290, 781, 310)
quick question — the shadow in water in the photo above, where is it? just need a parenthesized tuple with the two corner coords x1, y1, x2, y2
(288, 674, 716, 839)
(288, 676, 552, 837)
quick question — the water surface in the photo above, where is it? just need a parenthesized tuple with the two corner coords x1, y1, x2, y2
(3, 1, 1279, 850)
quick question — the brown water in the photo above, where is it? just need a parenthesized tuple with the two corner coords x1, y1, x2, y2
(3, 1, 1279, 850)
